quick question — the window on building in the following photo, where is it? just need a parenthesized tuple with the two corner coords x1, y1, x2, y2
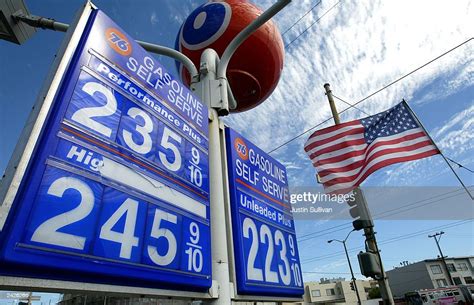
(447, 263, 457, 272)
(464, 276, 474, 284)
(457, 262, 468, 271)
(436, 279, 448, 288)
(326, 289, 335, 296)
(311, 290, 321, 297)
(453, 277, 462, 285)
(431, 265, 443, 274)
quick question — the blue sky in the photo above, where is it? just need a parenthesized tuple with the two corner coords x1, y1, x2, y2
(0, 0, 473, 298)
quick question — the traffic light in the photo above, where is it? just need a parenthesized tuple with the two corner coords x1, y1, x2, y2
(347, 188, 373, 231)
(358, 251, 382, 278)
(350, 281, 355, 291)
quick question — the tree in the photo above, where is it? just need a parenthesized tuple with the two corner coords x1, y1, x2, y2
(368, 287, 381, 299)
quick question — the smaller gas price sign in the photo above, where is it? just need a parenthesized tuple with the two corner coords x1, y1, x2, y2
(0, 7, 210, 291)
(225, 128, 304, 297)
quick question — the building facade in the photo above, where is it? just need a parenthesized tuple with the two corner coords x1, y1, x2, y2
(287, 279, 377, 305)
(387, 256, 474, 297)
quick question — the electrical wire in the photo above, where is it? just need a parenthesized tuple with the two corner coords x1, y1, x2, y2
(269, 37, 474, 153)
(296, 187, 471, 242)
(325, 93, 472, 175)
(446, 157, 474, 173)
(281, 0, 322, 36)
(332, 94, 370, 115)
(285, 0, 342, 49)
(301, 219, 473, 264)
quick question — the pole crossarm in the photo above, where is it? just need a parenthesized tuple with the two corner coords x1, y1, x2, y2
(428, 231, 454, 285)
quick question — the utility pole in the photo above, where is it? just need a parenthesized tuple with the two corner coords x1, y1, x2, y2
(429, 231, 454, 286)
(323, 84, 394, 305)
(328, 229, 361, 305)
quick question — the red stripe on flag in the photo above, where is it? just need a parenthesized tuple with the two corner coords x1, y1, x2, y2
(311, 131, 430, 168)
(305, 127, 365, 151)
(317, 138, 435, 178)
(313, 148, 366, 166)
(324, 148, 439, 189)
(307, 120, 360, 140)
(309, 138, 366, 159)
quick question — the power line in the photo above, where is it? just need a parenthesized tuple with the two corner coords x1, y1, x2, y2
(373, 189, 470, 220)
(269, 116, 334, 153)
(324, 93, 472, 175)
(297, 187, 470, 242)
(269, 37, 474, 153)
(285, 0, 342, 49)
(307, 219, 473, 262)
(303, 267, 443, 276)
(298, 224, 353, 242)
(301, 219, 473, 263)
(332, 94, 370, 115)
(446, 157, 474, 173)
(331, 97, 474, 174)
(281, 0, 322, 36)
(303, 270, 360, 275)
(302, 219, 472, 263)
(297, 221, 351, 239)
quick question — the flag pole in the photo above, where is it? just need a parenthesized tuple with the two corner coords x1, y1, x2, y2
(402, 99, 474, 201)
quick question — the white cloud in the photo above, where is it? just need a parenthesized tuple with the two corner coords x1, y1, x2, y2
(223, 0, 473, 188)
(150, 12, 158, 25)
(434, 104, 474, 154)
(226, 0, 472, 145)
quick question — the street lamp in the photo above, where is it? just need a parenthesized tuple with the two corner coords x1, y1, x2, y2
(328, 229, 362, 305)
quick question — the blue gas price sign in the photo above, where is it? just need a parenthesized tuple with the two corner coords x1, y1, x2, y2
(0, 7, 211, 291)
(225, 128, 304, 297)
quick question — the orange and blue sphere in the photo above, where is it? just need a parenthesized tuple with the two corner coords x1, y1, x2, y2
(176, 0, 285, 112)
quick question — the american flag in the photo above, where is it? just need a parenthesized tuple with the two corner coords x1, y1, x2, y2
(304, 101, 439, 194)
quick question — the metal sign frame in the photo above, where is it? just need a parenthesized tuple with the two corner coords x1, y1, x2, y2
(221, 125, 304, 302)
(0, 2, 93, 232)
(0, 2, 214, 297)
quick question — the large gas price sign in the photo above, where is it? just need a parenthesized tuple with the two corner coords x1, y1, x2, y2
(0, 9, 211, 290)
(225, 128, 304, 297)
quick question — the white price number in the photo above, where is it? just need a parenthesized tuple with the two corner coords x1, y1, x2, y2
(242, 217, 301, 286)
(287, 235, 302, 286)
(147, 209, 177, 266)
(31, 176, 183, 267)
(185, 222, 203, 272)
(188, 147, 203, 187)
(70, 81, 183, 172)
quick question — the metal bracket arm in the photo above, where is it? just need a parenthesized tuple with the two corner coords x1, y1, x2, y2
(217, 0, 291, 110)
(12, 13, 199, 82)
